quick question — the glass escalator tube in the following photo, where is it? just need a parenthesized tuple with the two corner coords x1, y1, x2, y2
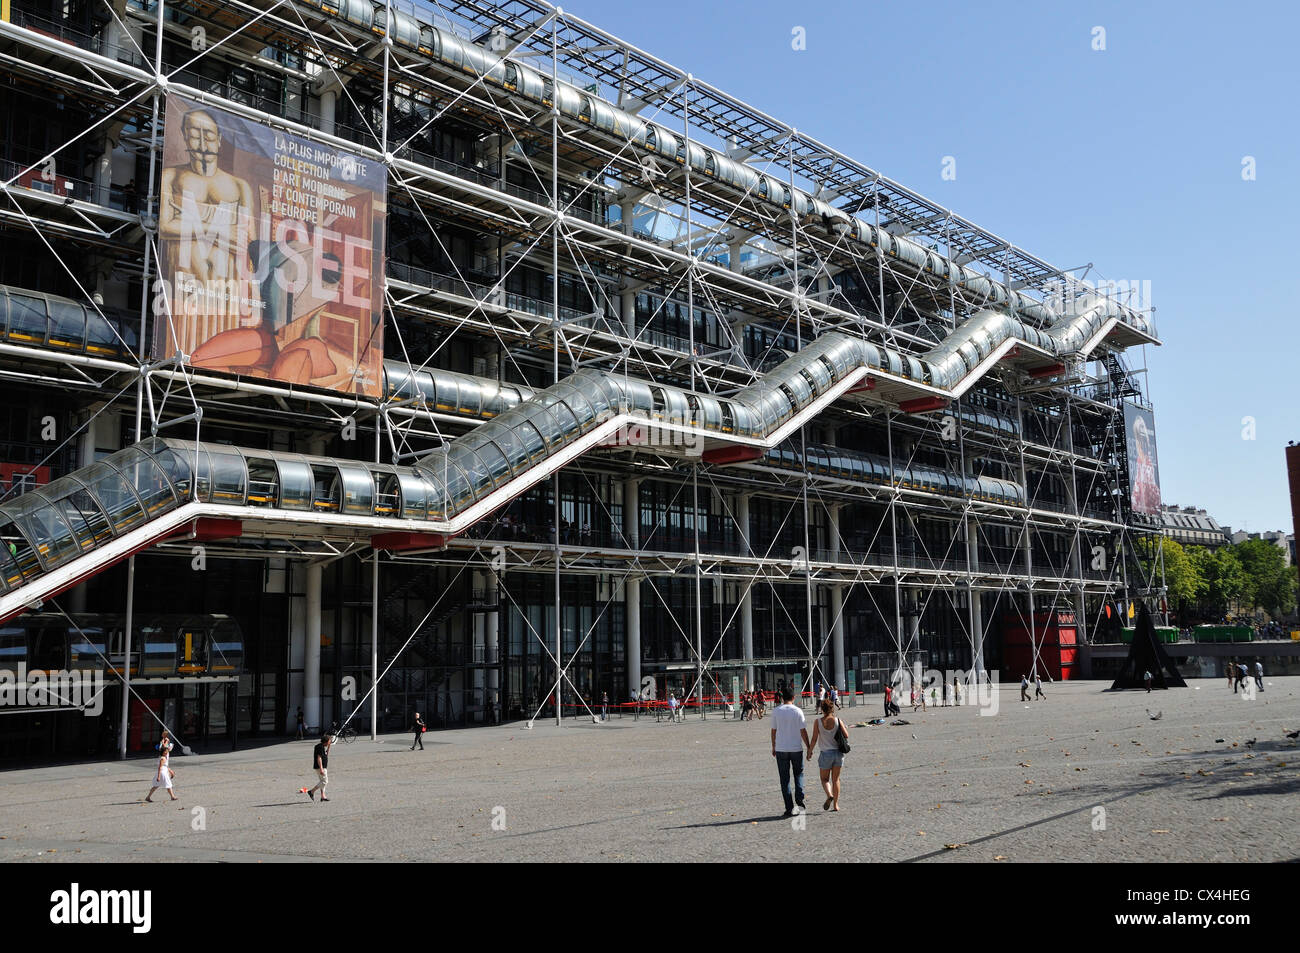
(38, 484, 107, 552)
(105, 445, 179, 518)
(268, 453, 315, 510)
(382, 363, 418, 401)
(534, 390, 581, 444)
(137, 437, 195, 501)
(205, 446, 249, 507)
(393, 469, 428, 520)
(413, 468, 447, 522)
(510, 418, 547, 465)
(455, 430, 514, 493)
(2, 493, 81, 573)
(67, 458, 151, 535)
(548, 379, 598, 432)
(334, 462, 375, 516)
(418, 450, 477, 519)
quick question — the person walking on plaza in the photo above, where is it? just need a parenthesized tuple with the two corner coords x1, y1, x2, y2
(295, 706, 306, 740)
(1254, 660, 1264, 692)
(144, 730, 178, 803)
(601, 691, 609, 720)
(1020, 674, 1030, 702)
(883, 684, 893, 717)
(302, 733, 331, 802)
(1143, 669, 1152, 693)
(410, 711, 426, 750)
(1034, 675, 1046, 700)
(807, 698, 849, 812)
(771, 686, 810, 817)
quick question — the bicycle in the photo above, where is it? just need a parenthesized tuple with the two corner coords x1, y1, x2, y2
(329, 722, 357, 744)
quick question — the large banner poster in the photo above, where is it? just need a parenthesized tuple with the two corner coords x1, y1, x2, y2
(156, 94, 386, 397)
(1124, 401, 1161, 516)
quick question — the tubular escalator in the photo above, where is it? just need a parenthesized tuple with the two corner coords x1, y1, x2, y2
(0, 291, 1145, 622)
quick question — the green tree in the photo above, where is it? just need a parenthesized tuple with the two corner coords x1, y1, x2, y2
(1198, 547, 1246, 619)
(1136, 538, 1205, 623)
(1159, 539, 1205, 608)
(1233, 539, 1297, 618)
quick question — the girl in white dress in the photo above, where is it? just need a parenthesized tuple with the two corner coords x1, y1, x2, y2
(145, 730, 178, 802)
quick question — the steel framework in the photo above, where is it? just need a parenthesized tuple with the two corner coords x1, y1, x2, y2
(0, 0, 1165, 752)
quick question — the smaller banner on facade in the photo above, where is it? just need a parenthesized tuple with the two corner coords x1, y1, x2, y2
(1124, 401, 1161, 516)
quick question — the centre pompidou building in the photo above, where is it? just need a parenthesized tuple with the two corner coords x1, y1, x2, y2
(0, 0, 1161, 757)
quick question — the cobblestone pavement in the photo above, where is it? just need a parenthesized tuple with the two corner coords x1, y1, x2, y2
(1, 678, 1296, 862)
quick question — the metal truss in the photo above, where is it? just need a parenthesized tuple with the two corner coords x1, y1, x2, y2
(0, 0, 1164, 732)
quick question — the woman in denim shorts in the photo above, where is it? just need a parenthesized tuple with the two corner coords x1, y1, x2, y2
(806, 698, 849, 811)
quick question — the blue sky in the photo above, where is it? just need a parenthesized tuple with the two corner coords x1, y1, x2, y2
(563, 0, 1300, 533)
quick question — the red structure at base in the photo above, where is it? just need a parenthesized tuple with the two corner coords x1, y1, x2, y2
(1287, 443, 1300, 572)
(702, 445, 764, 466)
(1001, 609, 1079, 681)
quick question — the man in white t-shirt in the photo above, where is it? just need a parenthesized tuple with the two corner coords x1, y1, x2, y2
(770, 686, 810, 817)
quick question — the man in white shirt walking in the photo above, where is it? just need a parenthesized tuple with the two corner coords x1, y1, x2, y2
(770, 686, 811, 817)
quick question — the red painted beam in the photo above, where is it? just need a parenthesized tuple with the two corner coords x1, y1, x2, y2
(1000, 345, 1021, 360)
(702, 445, 764, 466)
(844, 378, 876, 394)
(371, 531, 453, 552)
(899, 396, 949, 414)
(168, 517, 242, 542)
(1028, 363, 1066, 379)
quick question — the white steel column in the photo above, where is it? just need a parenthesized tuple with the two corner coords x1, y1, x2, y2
(623, 477, 641, 700)
(303, 435, 326, 733)
(828, 502, 845, 689)
(95, 149, 113, 207)
(119, 0, 164, 761)
(304, 561, 323, 732)
(737, 491, 754, 688)
(320, 89, 337, 136)
(727, 236, 744, 273)
(830, 584, 845, 691)
(485, 571, 500, 722)
(472, 569, 486, 722)
(968, 522, 985, 679)
(621, 201, 636, 337)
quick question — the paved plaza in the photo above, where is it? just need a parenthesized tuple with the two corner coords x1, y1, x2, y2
(0, 678, 1296, 862)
